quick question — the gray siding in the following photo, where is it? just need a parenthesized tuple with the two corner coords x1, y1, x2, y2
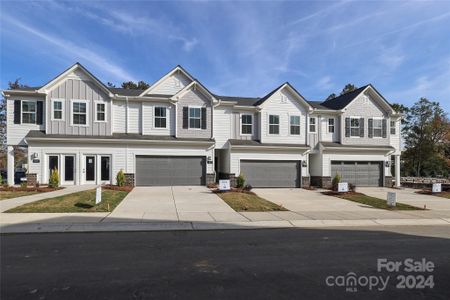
(341, 93, 389, 145)
(47, 79, 112, 136)
(177, 89, 212, 138)
(231, 111, 258, 140)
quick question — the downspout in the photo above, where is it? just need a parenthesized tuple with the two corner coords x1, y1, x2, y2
(125, 96, 129, 133)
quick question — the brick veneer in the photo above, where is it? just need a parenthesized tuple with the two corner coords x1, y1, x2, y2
(124, 173, 135, 186)
(26, 173, 37, 187)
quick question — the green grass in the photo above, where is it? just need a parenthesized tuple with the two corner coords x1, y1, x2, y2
(6, 189, 129, 213)
(0, 191, 39, 200)
(217, 191, 288, 212)
(324, 192, 422, 210)
(435, 192, 450, 199)
(415, 190, 450, 199)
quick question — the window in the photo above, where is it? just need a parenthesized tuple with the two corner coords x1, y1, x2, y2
(309, 117, 316, 133)
(95, 103, 106, 122)
(350, 117, 360, 137)
(290, 115, 300, 135)
(52, 100, 63, 120)
(269, 115, 279, 134)
(328, 118, 335, 133)
(390, 120, 396, 135)
(189, 107, 201, 129)
(22, 101, 36, 124)
(373, 118, 383, 137)
(241, 114, 253, 135)
(72, 101, 87, 125)
(154, 107, 167, 128)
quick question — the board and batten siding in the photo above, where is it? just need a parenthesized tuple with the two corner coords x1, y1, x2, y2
(177, 89, 212, 139)
(319, 114, 340, 142)
(230, 111, 259, 141)
(341, 93, 389, 145)
(112, 101, 126, 133)
(47, 79, 112, 136)
(6, 96, 46, 145)
(260, 88, 308, 144)
(148, 72, 192, 95)
(142, 102, 175, 136)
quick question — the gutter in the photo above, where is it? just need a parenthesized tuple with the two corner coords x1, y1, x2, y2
(25, 137, 215, 146)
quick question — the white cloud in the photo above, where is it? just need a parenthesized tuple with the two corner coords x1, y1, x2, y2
(315, 76, 334, 90)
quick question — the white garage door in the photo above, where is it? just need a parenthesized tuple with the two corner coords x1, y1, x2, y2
(240, 160, 301, 188)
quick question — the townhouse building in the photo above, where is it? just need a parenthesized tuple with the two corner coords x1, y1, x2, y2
(3, 63, 402, 188)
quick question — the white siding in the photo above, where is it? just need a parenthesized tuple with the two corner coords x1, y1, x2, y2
(142, 102, 174, 136)
(213, 107, 232, 148)
(7, 97, 45, 145)
(389, 118, 401, 154)
(149, 72, 192, 95)
(127, 102, 141, 134)
(319, 114, 339, 142)
(309, 153, 322, 176)
(113, 101, 126, 133)
(259, 88, 308, 144)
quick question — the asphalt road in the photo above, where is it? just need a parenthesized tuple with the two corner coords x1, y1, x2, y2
(1, 226, 450, 300)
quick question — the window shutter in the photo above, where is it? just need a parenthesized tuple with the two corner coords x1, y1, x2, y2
(345, 118, 350, 137)
(14, 100, 21, 124)
(368, 118, 373, 138)
(201, 107, 207, 129)
(182, 107, 188, 129)
(382, 118, 387, 138)
(359, 117, 364, 137)
(36, 101, 44, 125)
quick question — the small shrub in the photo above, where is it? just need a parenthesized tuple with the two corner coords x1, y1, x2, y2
(20, 181, 27, 188)
(116, 169, 125, 187)
(207, 182, 218, 189)
(243, 184, 253, 191)
(48, 168, 60, 188)
(236, 173, 245, 188)
(331, 172, 341, 191)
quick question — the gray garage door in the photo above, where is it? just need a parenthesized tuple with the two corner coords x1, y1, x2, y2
(331, 161, 383, 187)
(240, 160, 300, 188)
(135, 156, 206, 186)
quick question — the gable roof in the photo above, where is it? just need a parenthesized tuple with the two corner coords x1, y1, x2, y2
(319, 85, 369, 110)
(37, 62, 113, 96)
(108, 87, 143, 97)
(139, 65, 195, 97)
(170, 80, 218, 103)
(253, 82, 312, 109)
(214, 94, 261, 106)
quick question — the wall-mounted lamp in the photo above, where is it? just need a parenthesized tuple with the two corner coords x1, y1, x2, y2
(207, 156, 213, 164)
(302, 161, 308, 168)
(31, 153, 39, 159)
(385, 161, 391, 167)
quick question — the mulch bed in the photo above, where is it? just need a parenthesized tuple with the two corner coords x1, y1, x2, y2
(102, 185, 134, 192)
(0, 186, 62, 193)
(212, 187, 255, 195)
(322, 190, 357, 196)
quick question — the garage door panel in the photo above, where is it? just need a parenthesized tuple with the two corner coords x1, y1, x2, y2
(240, 160, 300, 188)
(136, 156, 205, 186)
(331, 161, 382, 187)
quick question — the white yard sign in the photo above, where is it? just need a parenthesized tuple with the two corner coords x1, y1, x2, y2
(95, 186, 102, 204)
(432, 183, 442, 193)
(387, 192, 396, 207)
(219, 180, 231, 191)
(338, 182, 349, 193)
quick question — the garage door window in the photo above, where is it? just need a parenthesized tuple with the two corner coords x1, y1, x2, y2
(269, 115, 279, 134)
(189, 107, 201, 129)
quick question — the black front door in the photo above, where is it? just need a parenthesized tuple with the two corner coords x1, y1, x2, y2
(101, 156, 110, 181)
(49, 155, 59, 174)
(86, 156, 95, 181)
(64, 156, 74, 182)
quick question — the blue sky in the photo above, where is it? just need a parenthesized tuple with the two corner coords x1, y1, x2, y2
(1, 1, 449, 111)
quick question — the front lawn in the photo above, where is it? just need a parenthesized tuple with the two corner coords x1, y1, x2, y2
(6, 188, 130, 213)
(0, 187, 61, 201)
(0, 191, 39, 200)
(216, 191, 287, 212)
(322, 191, 423, 210)
(416, 190, 450, 199)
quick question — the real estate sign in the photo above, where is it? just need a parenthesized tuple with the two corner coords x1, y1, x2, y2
(387, 192, 396, 207)
(219, 180, 231, 191)
(338, 182, 348, 193)
(432, 183, 442, 193)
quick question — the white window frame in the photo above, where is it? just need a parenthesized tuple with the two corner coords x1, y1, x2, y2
(350, 116, 360, 137)
(328, 118, 335, 133)
(154, 106, 167, 129)
(70, 99, 89, 127)
(21, 100, 37, 124)
(188, 106, 202, 130)
(51, 99, 64, 121)
(240, 113, 253, 136)
(309, 117, 316, 133)
(268, 114, 280, 135)
(372, 117, 383, 138)
(289, 115, 301, 135)
(390, 120, 396, 135)
(94, 101, 107, 123)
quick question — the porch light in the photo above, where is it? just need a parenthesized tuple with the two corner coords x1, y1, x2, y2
(385, 161, 391, 167)
(302, 161, 307, 167)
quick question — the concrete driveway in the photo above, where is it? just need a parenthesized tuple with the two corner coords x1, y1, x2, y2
(106, 186, 246, 223)
(357, 187, 450, 210)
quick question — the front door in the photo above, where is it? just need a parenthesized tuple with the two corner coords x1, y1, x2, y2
(100, 156, 111, 183)
(85, 156, 96, 183)
(63, 155, 75, 185)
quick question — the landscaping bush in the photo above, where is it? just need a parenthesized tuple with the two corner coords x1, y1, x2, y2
(236, 173, 245, 188)
(116, 169, 125, 187)
(20, 181, 27, 188)
(331, 172, 341, 191)
(48, 168, 60, 188)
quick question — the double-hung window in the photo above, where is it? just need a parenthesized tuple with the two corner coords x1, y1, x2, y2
(154, 107, 167, 128)
(72, 101, 87, 125)
(269, 115, 279, 134)
(390, 120, 396, 135)
(52, 100, 63, 121)
(241, 114, 253, 135)
(328, 118, 335, 133)
(95, 103, 106, 122)
(22, 101, 36, 124)
(350, 117, 360, 137)
(189, 107, 201, 129)
(290, 115, 300, 135)
(309, 117, 316, 133)
(373, 118, 383, 137)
